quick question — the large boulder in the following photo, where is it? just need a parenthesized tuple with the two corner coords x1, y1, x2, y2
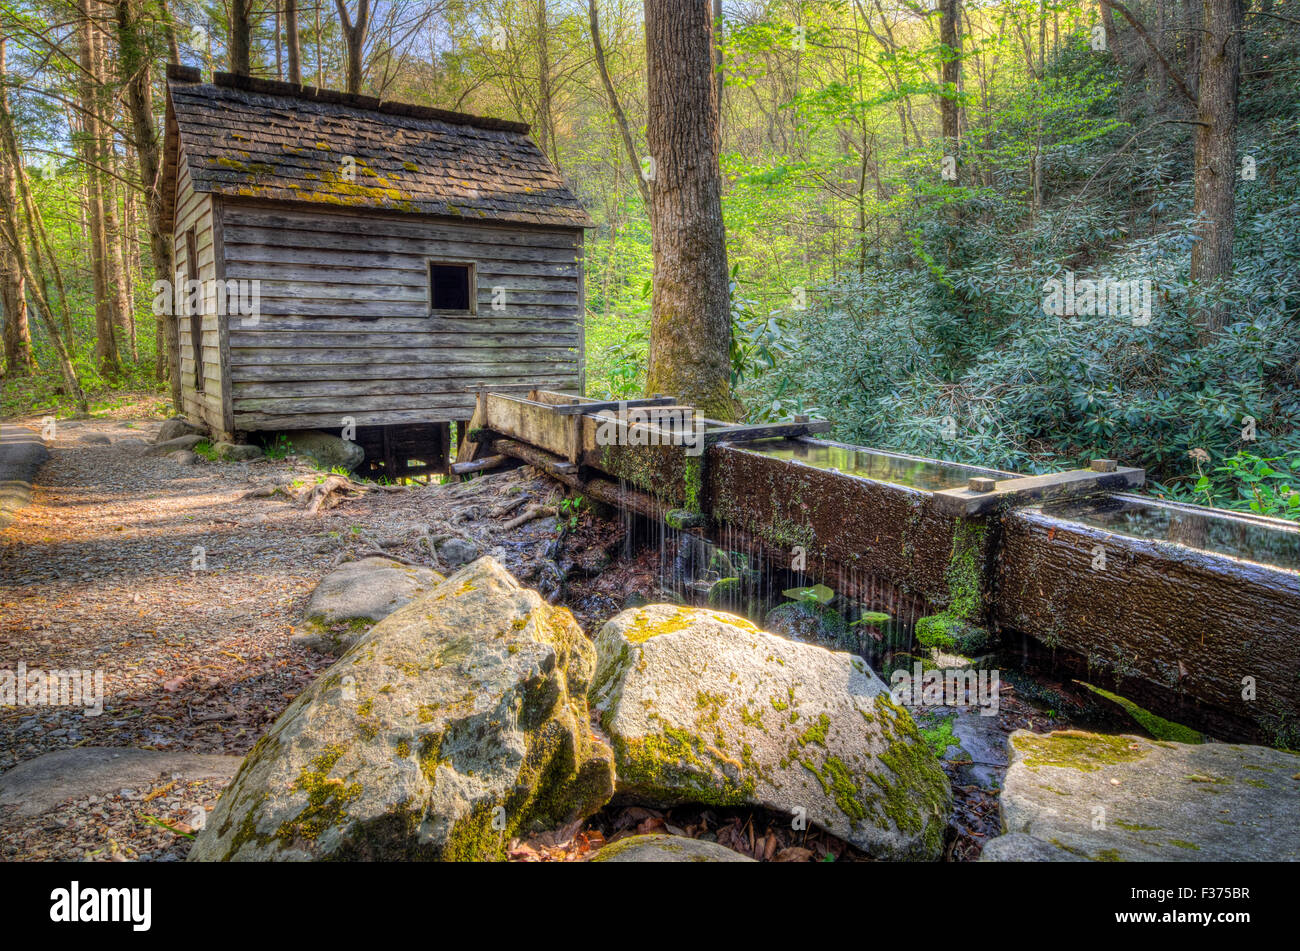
(588, 834, 754, 863)
(590, 605, 952, 860)
(188, 557, 615, 861)
(213, 441, 262, 462)
(294, 557, 444, 656)
(155, 417, 205, 443)
(280, 430, 365, 471)
(144, 434, 205, 456)
(987, 729, 1300, 861)
(764, 600, 848, 650)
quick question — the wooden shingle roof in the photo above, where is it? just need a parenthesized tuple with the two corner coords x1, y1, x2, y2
(162, 68, 591, 229)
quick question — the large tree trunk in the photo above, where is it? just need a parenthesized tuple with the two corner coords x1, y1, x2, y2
(0, 39, 33, 376)
(643, 0, 736, 420)
(335, 0, 370, 94)
(285, 0, 303, 84)
(1190, 0, 1243, 342)
(230, 0, 253, 75)
(116, 0, 180, 403)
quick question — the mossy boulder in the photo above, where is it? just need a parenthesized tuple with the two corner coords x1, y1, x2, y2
(155, 416, 205, 443)
(588, 833, 754, 862)
(213, 441, 263, 462)
(292, 557, 443, 656)
(764, 600, 849, 650)
(188, 557, 615, 861)
(914, 613, 990, 654)
(142, 434, 205, 456)
(278, 429, 365, 471)
(590, 605, 952, 860)
(706, 577, 742, 608)
(989, 729, 1300, 861)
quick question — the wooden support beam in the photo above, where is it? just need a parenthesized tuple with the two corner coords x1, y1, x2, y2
(459, 382, 543, 392)
(484, 392, 579, 458)
(546, 396, 680, 415)
(705, 419, 833, 445)
(454, 394, 489, 465)
(487, 438, 668, 521)
(932, 466, 1146, 516)
(449, 453, 509, 476)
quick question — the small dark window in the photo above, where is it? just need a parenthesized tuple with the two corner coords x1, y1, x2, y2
(185, 228, 204, 394)
(428, 262, 474, 314)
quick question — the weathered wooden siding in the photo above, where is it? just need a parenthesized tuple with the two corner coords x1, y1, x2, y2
(219, 202, 584, 430)
(172, 142, 226, 433)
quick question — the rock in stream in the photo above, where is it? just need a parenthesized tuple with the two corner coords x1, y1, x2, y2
(590, 604, 952, 860)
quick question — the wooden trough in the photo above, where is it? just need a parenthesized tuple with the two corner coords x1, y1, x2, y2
(455, 387, 1298, 745)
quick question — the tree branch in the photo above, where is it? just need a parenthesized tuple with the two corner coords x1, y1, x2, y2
(1099, 0, 1196, 104)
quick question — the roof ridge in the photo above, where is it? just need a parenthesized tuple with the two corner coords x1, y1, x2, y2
(165, 64, 531, 135)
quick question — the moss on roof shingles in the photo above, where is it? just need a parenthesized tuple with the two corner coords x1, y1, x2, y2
(168, 80, 591, 228)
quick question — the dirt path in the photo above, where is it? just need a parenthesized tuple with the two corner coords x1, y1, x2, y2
(0, 414, 572, 859)
(0, 413, 1051, 862)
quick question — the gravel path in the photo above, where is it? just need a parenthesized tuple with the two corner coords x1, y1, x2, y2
(0, 414, 573, 859)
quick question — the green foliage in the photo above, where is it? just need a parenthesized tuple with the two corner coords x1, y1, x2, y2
(558, 494, 584, 531)
(261, 434, 294, 461)
(919, 715, 962, 758)
(781, 583, 834, 606)
(1158, 451, 1300, 520)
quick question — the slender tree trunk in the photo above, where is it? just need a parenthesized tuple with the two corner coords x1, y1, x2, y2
(712, 0, 723, 124)
(108, 142, 136, 362)
(642, 0, 736, 420)
(158, 0, 180, 64)
(96, 9, 133, 363)
(334, 0, 370, 94)
(315, 0, 323, 86)
(230, 0, 253, 75)
(116, 0, 178, 397)
(273, 2, 283, 79)
(0, 249, 30, 375)
(114, 167, 137, 361)
(1101, 1, 1119, 58)
(0, 61, 85, 407)
(589, 0, 650, 206)
(0, 40, 33, 376)
(939, 0, 961, 150)
(1184, 0, 1201, 101)
(1191, 0, 1243, 341)
(77, 1, 121, 372)
(285, 0, 302, 84)
(536, 0, 553, 160)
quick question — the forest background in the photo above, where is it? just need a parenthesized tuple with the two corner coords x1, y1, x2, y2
(1, 0, 1297, 516)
